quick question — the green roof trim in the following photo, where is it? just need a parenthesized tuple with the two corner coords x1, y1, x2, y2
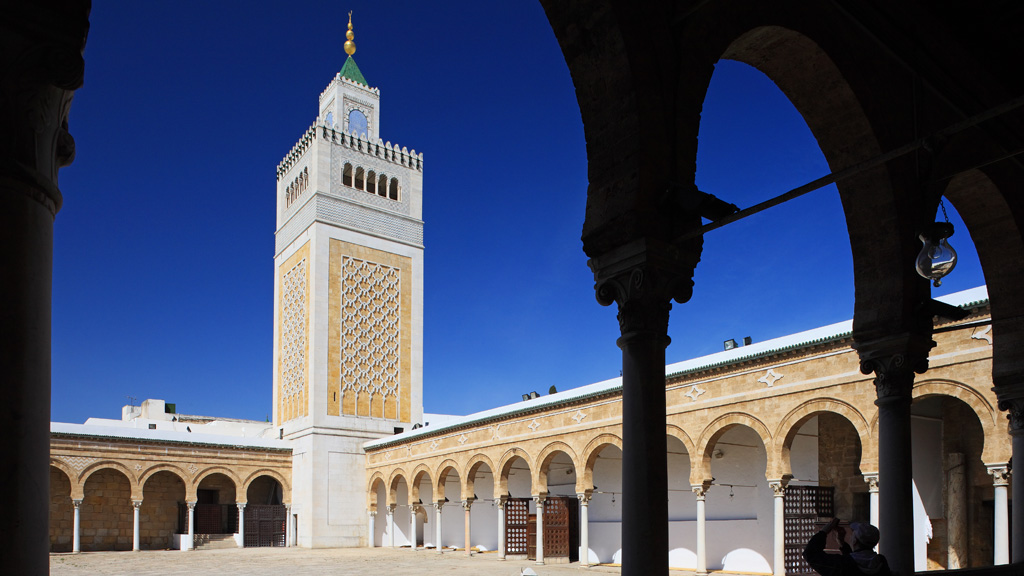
(339, 56, 367, 86)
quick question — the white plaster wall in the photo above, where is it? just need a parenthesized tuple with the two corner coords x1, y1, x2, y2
(912, 416, 943, 571)
(373, 483, 386, 546)
(440, 471, 463, 549)
(471, 474, 497, 551)
(791, 416, 820, 483)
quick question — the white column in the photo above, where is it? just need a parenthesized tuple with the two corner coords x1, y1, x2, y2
(864, 474, 880, 553)
(693, 485, 708, 576)
(285, 504, 293, 547)
(368, 509, 376, 548)
(434, 502, 443, 553)
(387, 505, 396, 548)
(497, 496, 506, 560)
(186, 501, 196, 551)
(462, 499, 472, 556)
(535, 496, 545, 565)
(132, 500, 142, 551)
(72, 499, 82, 553)
(237, 503, 246, 548)
(989, 466, 1010, 565)
(410, 504, 418, 550)
(578, 493, 591, 567)
(769, 482, 786, 576)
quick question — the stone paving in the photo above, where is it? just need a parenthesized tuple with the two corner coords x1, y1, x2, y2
(50, 547, 629, 576)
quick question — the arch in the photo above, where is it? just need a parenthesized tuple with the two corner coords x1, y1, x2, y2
(694, 412, 772, 485)
(366, 169, 377, 194)
(190, 466, 242, 501)
(367, 472, 386, 511)
(386, 468, 408, 507)
(241, 468, 292, 503)
(409, 463, 433, 503)
(388, 177, 399, 200)
(913, 378, 1006, 464)
(665, 424, 696, 457)
(49, 458, 83, 500)
(80, 460, 141, 500)
(139, 463, 189, 491)
(433, 459, 462, 500)
(496, 447, 533, 496)
(342, 162, 353, 187)
(580, 433, 623, 492)
(533, 441, 580, 495)
(378, 173, 388, 197)
(773, 398, 873, 479)
(464, 455, 495, 502)
(354, 166, 365, 190)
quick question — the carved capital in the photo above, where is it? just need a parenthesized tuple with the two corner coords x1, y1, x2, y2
(72, 498, 82, 509)
(691, 483, 710, 500)
(863, 474, 880, 492)
(132, 500, 143, 510)
(462, 499, 472, 511)
(988, 466, 1011, 487)
(1, 2, 90, 215)
(588, 238, 701, 341)
(386, 504, 396, 514)
(186, 501, 196, 510)
(994, 393, 1024, 433)
(854, 333, 934, 402)
(577, 491, 592, 505)
(768, 480, 788, 497)
(434, 501, 445, 512)
(496, 495, 508, 509)
(533, 495, 547, 508)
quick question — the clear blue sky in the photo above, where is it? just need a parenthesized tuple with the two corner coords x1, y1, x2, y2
(52, 1, 985, 424)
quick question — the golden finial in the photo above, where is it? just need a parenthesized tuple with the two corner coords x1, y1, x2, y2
(344, 11, 356, 56)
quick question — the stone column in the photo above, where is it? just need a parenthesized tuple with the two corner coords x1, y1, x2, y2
(996, 395, 1024, 562)
(535, 496, 545, 565)
(72, 499, 82, 553)
(590, 239, 697, 576)
(946, 456, 965, 568)
(186, 501, 196, 551)
(989, 466, 1010, 565)
(769, 481, 787, 576)
(434, 502, 444, 553)
(387, 504, 396, 547)
(132, 500, 142, 551)
(693, 484, 709, 576)
(409, 504, 418, 550)
(0, 5, 89, 573)
(578, 493, 591, 567)
(463, 499, 473, 556)
(368, 509, 376, 548)
(863, 474, 880, 552)
(855, 334, 933, 576)
(237, 503, 246, 549)
(497, 496, 507, 560)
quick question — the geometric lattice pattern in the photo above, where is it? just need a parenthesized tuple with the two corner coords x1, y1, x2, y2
(280, 258, 307, 421)
(340, 256, 401, 418)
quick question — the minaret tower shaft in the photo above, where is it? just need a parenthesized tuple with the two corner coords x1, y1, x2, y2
(272, 14, 424, 547)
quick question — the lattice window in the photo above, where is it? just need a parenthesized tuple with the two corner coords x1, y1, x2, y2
(281, 259, 307, 420)
(340, 256, 401, 418)
(505, 498, 529, 555)
(784, 485, 835, 576)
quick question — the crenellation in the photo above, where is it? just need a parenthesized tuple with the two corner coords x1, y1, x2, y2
(277, 124, 318, 180)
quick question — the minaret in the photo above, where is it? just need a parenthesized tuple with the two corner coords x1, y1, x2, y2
(272, 13, 424, 547)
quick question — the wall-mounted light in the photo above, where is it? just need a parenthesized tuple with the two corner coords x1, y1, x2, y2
(916, 200, 958, 287)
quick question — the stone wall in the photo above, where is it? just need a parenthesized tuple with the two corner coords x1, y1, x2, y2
(817, 413, 865, 520)
(247, 476, 281, 505)
(140, 471, 185, 550)
(49, 467, 73, 552)
(81, 469, 133, 551)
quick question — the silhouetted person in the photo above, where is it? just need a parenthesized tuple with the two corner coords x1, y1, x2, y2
(804, 518, 891, 576)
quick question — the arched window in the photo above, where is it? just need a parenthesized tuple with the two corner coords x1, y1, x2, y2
(342, 163, 353, 187)
(378, 174, 387, 198)
(348, 109, 368, 139)
(354, 167, 365, 190)
(325, 111, 334, 128)
(366, 170, 376, 194)
(388, 178, 399, 201)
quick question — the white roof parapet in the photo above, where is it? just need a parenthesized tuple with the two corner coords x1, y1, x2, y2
(364, 285, 990, 451)
(50, 422, 292, 451)
(322, 125, 423, 171)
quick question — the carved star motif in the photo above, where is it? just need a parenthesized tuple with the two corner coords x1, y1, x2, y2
(571, 410, 587, 424)
(492, 424, 504, 440)
(685, 385, 706, 401)
(430, 439, 440, 450)
(134, 463, 143, 471)
(384, 451, 392, 461)
(758, 368, 784, 387)
(458, 434, 468, 445)
(972, 325, 993, 345)
(187, 463, 199, 475)
(528, 419, 541, 432)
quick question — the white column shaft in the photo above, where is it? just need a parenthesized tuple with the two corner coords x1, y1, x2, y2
(995, 483, 1010, 564)
(368, 511, 375, 548)
(773, 493, 785, 576)
(186, 503, 195, 551)
(72, 500, 81, 553)
(410, 505, 418, 549)
(535, 499, 544, 565)
(497, 502, 505, 560)
(132, 502, 141, 551)
(463, 501, 472, 556)
(580, 497, 590, 567)
(435, 504, 443, 553)
(695, 492, 707, 576)
(237, 504, 245, 549)
(285, 505, 293, 547)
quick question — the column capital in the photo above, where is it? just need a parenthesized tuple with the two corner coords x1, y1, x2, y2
(132, 500, 143, 509)
(691, 483, 710, 499)
(854, 332, 934, 402)
(496, 495, 508, 509)
(461, 499, 472, 511)
(72, 498, 82, 508)
(988, 465, 1011, 487)
(863, 473, 880, 491)
(386, 504, 396, 514)
(533, 495, 547, 507)
(434, 501, 444, 511)
(577, 491, 592, 504)
(236, 502, 247, 509)
(994, 391, 1024, 433)
(768, 480, 788, 497)
(186, 501, 196, 509)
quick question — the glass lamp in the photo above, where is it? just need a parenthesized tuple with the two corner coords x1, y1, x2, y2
(915, 222, 957, 287)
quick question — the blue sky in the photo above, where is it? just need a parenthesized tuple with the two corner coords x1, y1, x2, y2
(52, 2, 985, 424)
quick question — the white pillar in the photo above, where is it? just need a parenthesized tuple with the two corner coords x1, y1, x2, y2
(368, 509, 376, 548)
(693, 485, 708, 576)
(285, 504, 293, 547)
(463, 499, 472, 556)
(72, 499, 82, 553)
(237, 503, 246, 548)
(186, 501, 196, 551)
(535, 496, 545, 565)
(497, 496, 506, 560)
(132, 500, 142, 551)
(578, 493, 591, 567)
(989, 466, 1010, 565)
(410, 504, 418, 549)
(864, 474, 880, 553)
(387, 505, 396, 548)
(434, 502, 443, 553)
(769, 482, 786, 576)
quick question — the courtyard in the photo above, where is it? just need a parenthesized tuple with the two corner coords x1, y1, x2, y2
(49, 548, 627, 576)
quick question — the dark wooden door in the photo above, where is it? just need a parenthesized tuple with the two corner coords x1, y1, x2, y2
(244, 504, 286, 547)
(505, 498, 530, 556)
